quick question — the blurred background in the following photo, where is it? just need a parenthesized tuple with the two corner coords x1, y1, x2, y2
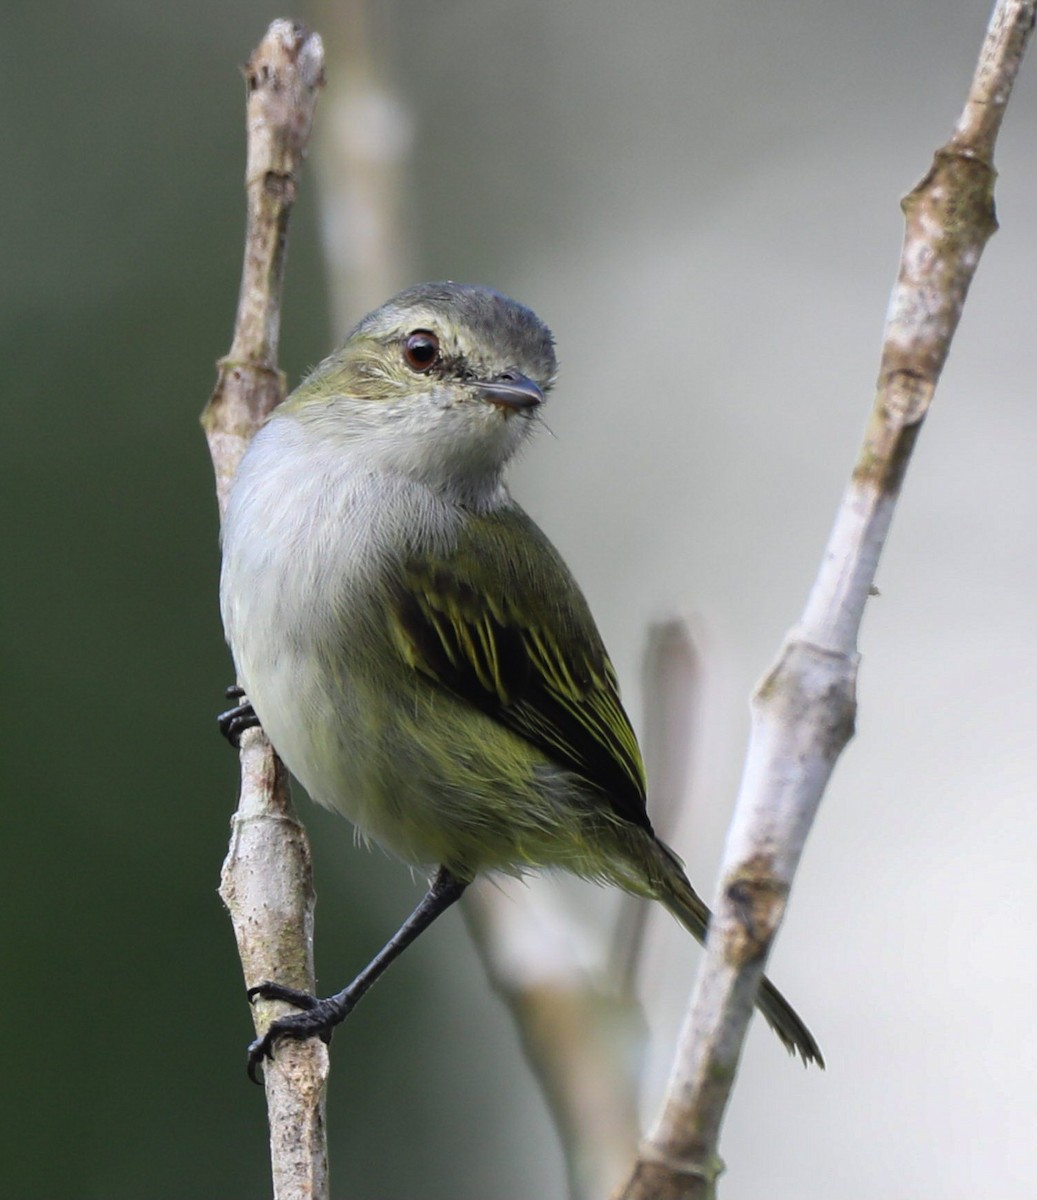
(4, 1, 1036, 1196)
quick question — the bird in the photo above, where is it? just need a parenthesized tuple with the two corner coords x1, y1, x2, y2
(218, 281, 822, 1079)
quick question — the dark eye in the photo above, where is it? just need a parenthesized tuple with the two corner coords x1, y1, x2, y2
(403, 330, 440, 372)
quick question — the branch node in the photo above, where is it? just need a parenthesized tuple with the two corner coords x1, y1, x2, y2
(880, 368, 933, 428)
(724, 863, 787, 962)
(616, 1151, 724, 1200)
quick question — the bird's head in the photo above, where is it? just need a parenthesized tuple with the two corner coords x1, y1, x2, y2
(283, 282, 558, 501)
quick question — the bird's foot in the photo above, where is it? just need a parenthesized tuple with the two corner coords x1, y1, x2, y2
(246, 981, 354, 1084)
(218, 685, 260, 747)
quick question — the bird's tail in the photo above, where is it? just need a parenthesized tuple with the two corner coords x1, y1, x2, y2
(650, 841, 824, 1068)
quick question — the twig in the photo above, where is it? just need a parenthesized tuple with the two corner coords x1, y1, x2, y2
(309, 0, 413, 336)
(463, 880, 643, 1200)
(610, 619, 703, 990)
(459, 622, 701, 1198)
(200, 21, 328, 1200)
(616, 3, 1036, 1197)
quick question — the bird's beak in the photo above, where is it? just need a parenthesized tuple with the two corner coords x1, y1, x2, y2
(476, 370, 544, 413)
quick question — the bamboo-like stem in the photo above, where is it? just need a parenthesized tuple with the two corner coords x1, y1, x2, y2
(616, 3, 1036, 1197)
(200, 22, 328, 1200)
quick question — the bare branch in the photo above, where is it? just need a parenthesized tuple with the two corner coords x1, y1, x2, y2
(458, 624, 702, 1197)
(309, 0, 413, 336)
(200, 21, 328, 1200)
(610, 619, 703, 990)
(463, 881, 643, 1200)
(616, 3, 1037, 1196)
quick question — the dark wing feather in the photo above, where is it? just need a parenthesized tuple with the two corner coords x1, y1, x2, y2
(389, 504, 651, 833)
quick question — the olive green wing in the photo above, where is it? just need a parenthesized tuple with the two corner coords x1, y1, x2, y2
(389, 504, 651, 833)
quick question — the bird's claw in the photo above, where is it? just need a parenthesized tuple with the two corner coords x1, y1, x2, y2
(247, 981, 322, 1010)
(218, 685, 260, 747)
(246, 982, 339, 1084)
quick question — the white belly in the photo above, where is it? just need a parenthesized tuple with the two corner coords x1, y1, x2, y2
(219, 416, 490, 862)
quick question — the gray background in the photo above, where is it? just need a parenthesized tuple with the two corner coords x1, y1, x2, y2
(4, 1, 1034, 1196)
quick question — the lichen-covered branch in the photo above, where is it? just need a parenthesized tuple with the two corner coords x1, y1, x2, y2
(200, 21, 328, 1200)
(616, 3, 1036, 1197)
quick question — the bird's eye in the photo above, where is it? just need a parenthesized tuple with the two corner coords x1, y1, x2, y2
(402, 330, 441, 372)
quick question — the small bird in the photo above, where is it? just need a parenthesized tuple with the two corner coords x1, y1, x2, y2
(219, 282, 822, 1079)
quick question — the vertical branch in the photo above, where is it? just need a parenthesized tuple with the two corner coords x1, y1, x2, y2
(200, 21, 327, 1200)
(610, 619, 703, 989)
(460, 623, 701, 1199)
(462, 883, 644, 1200)
(310, 0, 413, 336)
(616, 3, 1036, 1197)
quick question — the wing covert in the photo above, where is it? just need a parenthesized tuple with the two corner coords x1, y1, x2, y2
(388, 506, 651, 832)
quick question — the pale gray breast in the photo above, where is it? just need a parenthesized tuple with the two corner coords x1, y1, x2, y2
(218, 412, 465, 823)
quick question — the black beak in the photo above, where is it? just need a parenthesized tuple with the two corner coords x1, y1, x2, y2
(477, 370, 544, 412)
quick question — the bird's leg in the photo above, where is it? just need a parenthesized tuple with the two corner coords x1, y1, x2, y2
(246, 866, 468, 1082)
(218, 684, 261, 747)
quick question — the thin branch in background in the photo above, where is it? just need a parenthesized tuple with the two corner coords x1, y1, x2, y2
(461, 621, 701, 1199)
(617, 2, 1036, 1197)
(462, 880, 643, 1200)
(200, 21, 327, 1200)
(310, 0, 413, 336)
(610, 619, 703, 991)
